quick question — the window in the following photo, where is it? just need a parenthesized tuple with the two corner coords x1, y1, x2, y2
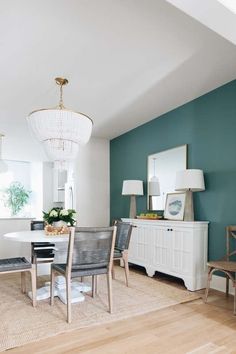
(0, 160, 42, 218)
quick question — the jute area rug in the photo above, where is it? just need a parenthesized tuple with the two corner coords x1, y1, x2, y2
(0, 267, 199, 352)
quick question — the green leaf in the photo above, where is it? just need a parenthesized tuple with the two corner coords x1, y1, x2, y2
(3, 181, 31, 216)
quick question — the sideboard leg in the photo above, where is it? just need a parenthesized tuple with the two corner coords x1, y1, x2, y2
(183, 275, 207, 292)
(146, 267, 155, 277)
(183, 278, 196, 291)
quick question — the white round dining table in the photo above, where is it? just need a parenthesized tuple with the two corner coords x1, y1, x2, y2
(3, 230, 69, 243)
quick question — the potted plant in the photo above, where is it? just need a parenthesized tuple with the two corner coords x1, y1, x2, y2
(3, 181, 31, 216)
(43, 207, 76, 227)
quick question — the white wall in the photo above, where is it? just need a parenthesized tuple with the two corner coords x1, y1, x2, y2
(42, 161, 54, 212)
(2, 129, 47, 162)
(75, 137, 110, 227)
(30, 162, 43, 219)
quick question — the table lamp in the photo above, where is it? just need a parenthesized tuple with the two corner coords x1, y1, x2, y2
(175, 169, 205, 221)
(122, 180, 143, 218)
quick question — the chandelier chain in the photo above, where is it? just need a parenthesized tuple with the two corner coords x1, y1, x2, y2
(59, 84, 64, 109)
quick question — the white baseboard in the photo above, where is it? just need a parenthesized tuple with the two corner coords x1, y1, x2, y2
(210, 274, 234, 295)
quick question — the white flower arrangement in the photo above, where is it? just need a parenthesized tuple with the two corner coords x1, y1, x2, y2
(60, 209, 69, 216)
(43, 207, 76, 226)
(49, 210, 58, 217)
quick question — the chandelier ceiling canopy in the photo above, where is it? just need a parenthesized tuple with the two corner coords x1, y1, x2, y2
(27, 77, 93, 162)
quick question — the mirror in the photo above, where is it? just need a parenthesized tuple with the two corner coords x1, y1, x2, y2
(147, 145, 187, 210)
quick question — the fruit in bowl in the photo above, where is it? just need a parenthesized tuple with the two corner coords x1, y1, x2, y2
(137, 213, 162, 219)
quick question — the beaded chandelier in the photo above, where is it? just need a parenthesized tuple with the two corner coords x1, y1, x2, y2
(27, 78, 93, 162)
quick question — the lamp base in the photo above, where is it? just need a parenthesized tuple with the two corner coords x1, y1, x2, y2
(184, 190, 194, 221)
(129, 195, 137, 219)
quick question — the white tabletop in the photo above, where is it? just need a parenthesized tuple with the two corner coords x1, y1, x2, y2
(3, 230, 69, 243)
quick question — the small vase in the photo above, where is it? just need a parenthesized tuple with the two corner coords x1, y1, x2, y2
(52, 220, 67, 228)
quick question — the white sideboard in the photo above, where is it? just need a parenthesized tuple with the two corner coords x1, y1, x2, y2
(122, 218, 209, 291)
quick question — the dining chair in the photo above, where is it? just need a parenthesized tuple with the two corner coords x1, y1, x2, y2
(50, 226, 117, 323)
(31, 220, 55, 283)
(112, 221, 133, 286)
(204, 225, 236, 314)
(0, 257, 36, 307)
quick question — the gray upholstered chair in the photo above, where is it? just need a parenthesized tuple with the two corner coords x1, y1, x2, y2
(205, 225, 236, 314)
(112, 221, 133, 286)
(0, 257, 37, 307)
(31, 220, 55, 283)
(50, 226, 117, 323)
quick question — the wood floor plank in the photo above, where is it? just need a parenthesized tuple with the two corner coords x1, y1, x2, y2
(7, 273, 236, 354)
(8, 296, 236, 354)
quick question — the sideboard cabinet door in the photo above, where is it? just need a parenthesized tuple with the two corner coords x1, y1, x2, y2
(128, 225, 154, 277)
(170, 226, 193, 275)
(152, 226, 172, 274)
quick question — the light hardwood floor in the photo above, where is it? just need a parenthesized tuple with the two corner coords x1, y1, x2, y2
(8, 268, 236, 354)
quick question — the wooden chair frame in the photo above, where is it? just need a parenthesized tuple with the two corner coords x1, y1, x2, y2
(205, 225, 236, 314)
(112, 222, 134, 287)
(1, 263, 37, 307)
(50, 226, 117, 323)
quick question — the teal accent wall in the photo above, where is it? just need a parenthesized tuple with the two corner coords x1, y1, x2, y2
(110, 79, 236, 261)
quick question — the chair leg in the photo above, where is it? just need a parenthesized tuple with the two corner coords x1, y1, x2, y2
(21, 271, 26, 293)
(95, 275, 98, 295)
(234, 283, 236, 316)
(66, 276, 72, 324)
(92, 275, 96, 298)
(33, 258, 39, 289)
(107, 271, 113, 314)
(204, 268, 212, 303)
(30, 266, 37, 307)
(92, 275, 98, 297)
(111, 261, 115, 280)
(123, 252, 129, 287)
(226, 276, 229, 296)
(50, 268, 55, 306)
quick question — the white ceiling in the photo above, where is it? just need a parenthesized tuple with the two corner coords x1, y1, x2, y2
(1, 0, 236, 154)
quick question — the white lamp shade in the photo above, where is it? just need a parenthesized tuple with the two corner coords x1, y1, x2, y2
(122, 180, 143, 195)
(149, 176, 160, 196)
(175, 169, 205, 192)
